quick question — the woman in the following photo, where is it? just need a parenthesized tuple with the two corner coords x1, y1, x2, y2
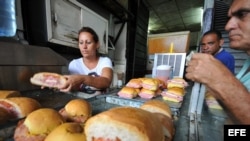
(59, 27, 113, 94)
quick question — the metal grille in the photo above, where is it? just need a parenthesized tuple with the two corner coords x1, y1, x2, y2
(152, 53, 186, 78)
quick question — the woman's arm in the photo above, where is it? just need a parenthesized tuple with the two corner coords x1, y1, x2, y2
(81, 67, 113, 89)
(59, 67, 113, 92)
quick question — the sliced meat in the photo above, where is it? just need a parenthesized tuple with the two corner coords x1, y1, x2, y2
(59, 108, 88, 123)
(14, 120, 47, 141)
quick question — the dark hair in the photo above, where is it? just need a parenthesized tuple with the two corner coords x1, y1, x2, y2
(78, 26, 99, 43)
(203, 29, 222, 40)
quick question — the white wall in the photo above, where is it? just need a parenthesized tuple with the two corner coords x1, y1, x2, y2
(107, 18, 127, 87)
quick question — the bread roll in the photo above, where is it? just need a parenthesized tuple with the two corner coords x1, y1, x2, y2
(0, 97, 41, 119)
(161, 87, 185, 103)
(59, 99, 92, 123)
(138, 88, 156, 99)
(0, 107, 10, 124)
(30, 72, 67, 88)
(84, 107, 164, 141)
(141, 78, 159, 91)
(117, 86, 139, 99)
(0, 90, 21, 99)
(14, 108, 65, 141)
(126, 78, 142, 88)
(167, 77, 188, 89)
(45, 123, 86, 141)
(140, 100, 172, 119)
(154, 78, 167, 89)
(205, 91, 223, 110)
(140, 100, 175, 141)
(154, 113, 175, 141)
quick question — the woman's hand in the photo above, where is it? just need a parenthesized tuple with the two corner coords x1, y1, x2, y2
(58, 75, 84, 92)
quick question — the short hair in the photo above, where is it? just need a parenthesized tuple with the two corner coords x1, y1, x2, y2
(203, 29, 222, 40)
(78, 26, 99, 43)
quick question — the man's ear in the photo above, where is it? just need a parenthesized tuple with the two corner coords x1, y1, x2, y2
(219, 39, 224, 46)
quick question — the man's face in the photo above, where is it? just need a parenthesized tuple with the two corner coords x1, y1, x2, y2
(200, 33, 222, 55)
(225, 0, 250, 55)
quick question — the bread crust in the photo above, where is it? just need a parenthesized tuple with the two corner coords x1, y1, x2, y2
(0, 97, 41, 119)
(167, 77, 188, 89)
(126, 78, 142, 88)
(166, 87, 185, 96)
(59, 99, 92, 123)
(118, 86, 139, 99)
(23, 108, 65, 135)
(65, 99, 92, 117)
(45, 123, 86, 141)
(154, 113, 175, 141)
(141, 78, 159, 91)
(140, 100, 172, 119)
(14, 108, 65, 141)
(0, 90, 21, 99)
(30, 72, 66, 88)
(0, 107, 10, 124)
(85, 107, 164, 141)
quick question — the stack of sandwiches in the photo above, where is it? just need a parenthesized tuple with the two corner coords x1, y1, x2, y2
(118, 78, 166, 99)
(161, 77, 188, 103)
(205, 91, 223, 110)
(117, 86, 140, 99)
(117, 78, 142, 99)
(138, 78, 160, 99)
(140, 100, 175, 141)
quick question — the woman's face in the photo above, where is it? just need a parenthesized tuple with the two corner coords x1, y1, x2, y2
(78, 32, 99, 58)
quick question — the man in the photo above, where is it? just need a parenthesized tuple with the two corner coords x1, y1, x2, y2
(200, 30, 235, 74)
(185, 0, 250, 124)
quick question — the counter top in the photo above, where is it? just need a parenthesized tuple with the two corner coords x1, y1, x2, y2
(1, 84, 228, 141)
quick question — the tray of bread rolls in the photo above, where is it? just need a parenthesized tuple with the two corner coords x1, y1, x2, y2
(0, 88, 178, 141)
(204, 91, 227, 118)
(113, 77, 189, 112)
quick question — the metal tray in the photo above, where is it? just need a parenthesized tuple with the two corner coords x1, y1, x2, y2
(0, 88, 186, 141)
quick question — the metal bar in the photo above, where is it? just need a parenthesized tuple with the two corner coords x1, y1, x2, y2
(189, 113, 197, 141)
(188, 82, 201, 115)
(196, 84, 206, 117)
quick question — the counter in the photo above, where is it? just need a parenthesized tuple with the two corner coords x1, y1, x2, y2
(0, 82, 228, 141)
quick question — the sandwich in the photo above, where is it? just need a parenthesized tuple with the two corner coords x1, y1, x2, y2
(84, 106, 164, 141)
(0, 90, 21, 99)
(126, 78, 142, 88)
(155, 88, 163, 96)
(205, 92, 223, 110)
(14, 108, 65, 141)
(117, 86, 139, 99)
(0, 97, 41, 119)
(59, 99, 92, 123)
(154, 78, 167, 89)
(0, 107, 10, 124)
(140, 100, 172, 119)
(167, 77, 188, 89)
(138, 88, 156, 99)
(141, 78, 159, 91)
(45, 123, 86, 141)
(161, 87, 185, 103)
(154, 113, 175, 141)
(140, 100, 174, 141)
(30, 72, 67, 88)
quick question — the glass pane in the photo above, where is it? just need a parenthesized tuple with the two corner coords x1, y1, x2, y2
(0, 0, 16, 37)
